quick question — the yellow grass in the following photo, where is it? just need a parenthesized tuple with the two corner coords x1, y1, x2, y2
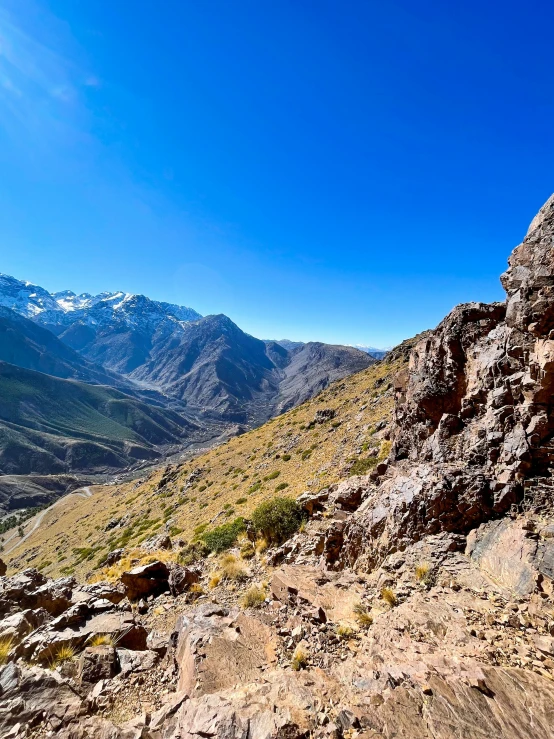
(0, 636, 14, 665)
(241, 585, 266, 608)
(353, 601, 373, 627)
(381, 587, 398, 607)
(291, 645, 309, 671)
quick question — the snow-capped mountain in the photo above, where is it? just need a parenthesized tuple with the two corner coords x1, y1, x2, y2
(0, 273, 61, 318)
(0, 273, 201, 333)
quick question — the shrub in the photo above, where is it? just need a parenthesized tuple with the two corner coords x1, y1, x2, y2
(201, 518, 246, 553)
(381, 587, 398, 607)
(353, 602, 373, 628)
(251, 497, 304, 544)
(275, 482, 289, 492)
(236, 497, 247, 505)
(241, 585, 266, 608)
(248, 482, 262, 495)
(178, 540, 209, 565)
(263, 470, 281, 482)
(282, 454, 291, 461)
(349, 456, 378, 476)
(291, 645, 308, 671)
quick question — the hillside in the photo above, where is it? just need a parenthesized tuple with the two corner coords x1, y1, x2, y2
(0, 361, 203, 478)
(4, 199, 554, 739)
(5, 344, 412, 577)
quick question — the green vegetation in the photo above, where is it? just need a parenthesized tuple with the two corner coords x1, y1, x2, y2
(349, 455, 378, 476)
(200, 517, 246, 553)
(251, 497, 304, 543)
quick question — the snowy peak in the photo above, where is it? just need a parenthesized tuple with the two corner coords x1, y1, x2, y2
(0, 273, 61, 318)
(0, 273, 201, 329)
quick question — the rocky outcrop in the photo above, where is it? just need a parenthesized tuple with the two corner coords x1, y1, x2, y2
(334, 195, 554, 571)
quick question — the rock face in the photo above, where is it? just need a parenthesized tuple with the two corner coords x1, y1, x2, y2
(339, 195, 554, 570)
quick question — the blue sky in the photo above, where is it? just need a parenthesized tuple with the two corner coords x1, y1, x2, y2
(0, 0, 552, 347)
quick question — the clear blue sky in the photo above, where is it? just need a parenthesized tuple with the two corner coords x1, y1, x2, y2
(0, 0, 552, 347)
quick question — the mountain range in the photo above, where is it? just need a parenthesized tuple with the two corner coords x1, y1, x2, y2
(0, 273, 375, 482)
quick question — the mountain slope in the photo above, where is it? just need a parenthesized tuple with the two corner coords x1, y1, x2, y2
(0, 306, 129, 389)
(0, 273, 376, 427)
(4, 343, 413, 578)
(0, 361, 201, 476)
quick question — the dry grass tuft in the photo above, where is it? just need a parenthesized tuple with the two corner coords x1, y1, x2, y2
(291, 645, 309, 671)
(89, 633, 115, 647)
(189, 583, 204, 594)
(209, 573, 221, 589)
(241, 585, 266, 609)
(353, 601, 373, 628)
(415, 561, 432, 584)
(219, 553, 248, 581)
(381, 587, 398, 607)
(336, 623, 356, 639)
(0, 636, 14, 665)
(255, 538, 268, 554)
(49, 643, 76, 668)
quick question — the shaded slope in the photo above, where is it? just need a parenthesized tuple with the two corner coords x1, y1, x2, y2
(0, 361, 199, 476)
(0, 306, 128, 389)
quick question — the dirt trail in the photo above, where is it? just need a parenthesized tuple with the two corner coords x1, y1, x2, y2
(3, 486, 93, 555)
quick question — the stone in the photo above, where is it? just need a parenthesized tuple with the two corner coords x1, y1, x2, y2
(120, 561, 170, 600)
(175, 606, 277, 695)
(77, 645, 117, 685)
(167, 563, 200, 596)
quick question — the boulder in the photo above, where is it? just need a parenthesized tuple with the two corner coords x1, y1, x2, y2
(0, 662, 83, 736)
(77, 645, 117, 685)
(175, 603, 277, 695)
(79, 582, 126, 605)
(117, 648, 159, 676)
(142, 534, 172, 552)
(167, 563, 200, 596)
(0, 608, 50, 640)
(271, 566, 364, 624)
(120, 561, 170, 600)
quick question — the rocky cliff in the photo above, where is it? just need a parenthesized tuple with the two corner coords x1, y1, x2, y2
(2, 197, 554, 738)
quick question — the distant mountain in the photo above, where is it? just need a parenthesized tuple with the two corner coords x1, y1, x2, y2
(271, 339, 305, 351)
(0, 272, 376, 440)
(0, 361, 201, 476)
(353, 345, 390, 360)
(0, 306, 130, 389)
(274, 339, 389, 360)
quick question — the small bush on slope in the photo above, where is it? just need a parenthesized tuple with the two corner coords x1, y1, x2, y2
(201, 517, 246, 553)
(251, 497, 304, 544)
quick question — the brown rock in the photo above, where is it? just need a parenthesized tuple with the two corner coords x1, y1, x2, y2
(77, 645, 117, 685)
(120, 560, 170, 600)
